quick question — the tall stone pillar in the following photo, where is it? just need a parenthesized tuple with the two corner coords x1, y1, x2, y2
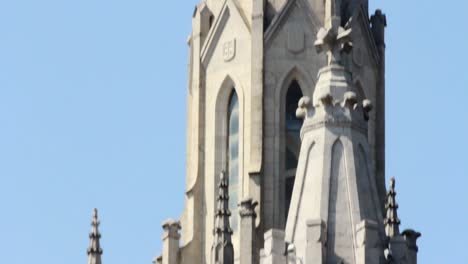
(260, 230, 286, 264)
(239, 198, 258, 264)
(403, 230, 421, 264)
(161, 219, 181, 264)
(370, 9, 387, 207)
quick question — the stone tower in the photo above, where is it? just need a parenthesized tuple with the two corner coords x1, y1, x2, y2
(156, 0, 420, 263)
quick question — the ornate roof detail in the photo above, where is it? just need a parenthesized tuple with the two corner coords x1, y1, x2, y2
(87, 208, 103, 264)
(211, 171, 234, 264)
(315, 0, 353, 66)
(384, 178, 401, 237)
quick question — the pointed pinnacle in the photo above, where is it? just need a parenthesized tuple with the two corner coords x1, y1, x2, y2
(87, 208, 103, 259)
(92, 208, 99, 225)
(384, 177, 401, 238)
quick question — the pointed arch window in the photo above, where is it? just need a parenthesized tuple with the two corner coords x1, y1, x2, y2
(284, 80, 303, 218)
(227, 90, 239, 232)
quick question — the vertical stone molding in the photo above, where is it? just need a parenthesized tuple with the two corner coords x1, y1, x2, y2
(370, 9, 388, 207)
(305, 219, 326, 264)
(355, 220, 381, 264)
(161, 219, 181, 264)
(260, 230, 286, 264)
(239, 198, 259, 264)
(402, 230, 421, 264)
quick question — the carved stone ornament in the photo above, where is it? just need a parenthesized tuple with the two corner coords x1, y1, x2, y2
(223, 39, 236, 62)
(287, 27, 305, 54)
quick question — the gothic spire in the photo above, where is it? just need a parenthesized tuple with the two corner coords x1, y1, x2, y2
(211, 171, 234, 264)
(87, 208, 103, 264)
(384, 178, 401, 237)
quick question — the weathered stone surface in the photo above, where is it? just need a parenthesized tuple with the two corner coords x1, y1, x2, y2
(152, 0, 421, 263)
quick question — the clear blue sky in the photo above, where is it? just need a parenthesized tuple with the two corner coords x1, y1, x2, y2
(0, 1, 466, 263)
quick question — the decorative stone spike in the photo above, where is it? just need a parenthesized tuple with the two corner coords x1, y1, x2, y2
(211, 171, 234, 264)
(384, 178, 401, 238)
(87, 208, 103, 264)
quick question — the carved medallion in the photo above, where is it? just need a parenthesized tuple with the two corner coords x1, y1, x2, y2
(223, 39, 236, 62)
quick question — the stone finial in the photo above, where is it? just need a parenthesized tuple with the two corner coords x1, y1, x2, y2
(363, 99, 373, 112)
(211, 171, 234, 264)
(152, 256, 163, 264)
(87, 208, 103, 264)
(384, 178, 401, 238)
(296, 96, 311, 119)
(162, 219, 181, 240)
(402, 229, 421, 264)
(315, 0, 353, 66)
(239, 198, 258, 218)
(343, 91, 358, 109)
(402, 230, 421, 252)
(370, 9, 387, 47)
(363, 99, 373, 121)
(239, 198, 258, 264)
(161, 219, 181, 264)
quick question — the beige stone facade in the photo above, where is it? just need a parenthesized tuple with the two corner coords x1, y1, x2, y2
(152, 1, 420, 264)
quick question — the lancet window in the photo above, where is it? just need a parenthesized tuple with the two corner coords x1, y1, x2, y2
(284, 80, 303, 218)
(227, 90, 239, 232)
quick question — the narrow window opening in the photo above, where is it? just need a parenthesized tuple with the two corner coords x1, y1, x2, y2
(227, 90, 239, 233)
(209, 15, 215, 29)
(284, 80, 303, 219)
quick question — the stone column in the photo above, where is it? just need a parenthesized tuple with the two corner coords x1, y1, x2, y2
(403, 229, 421, 264)
(370, 9, 388, 208)
(355, 220, 381, 264)
(248, 0, 265, 235)
(239, 198, 258, 264)
(161, 219, 181, 264)
(260, 230, 286, 264)
(387, 236, 407, 263)
(305, 219, 326, 264)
